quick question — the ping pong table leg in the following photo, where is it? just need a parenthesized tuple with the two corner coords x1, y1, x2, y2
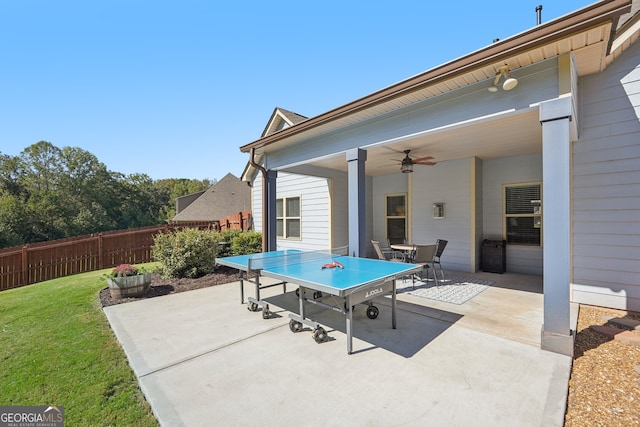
(347, 295, 353, 354)
(392, 280, 397, 329)
(255, 273, 261, 302)
(239, 271, 245, 304)
(298, 286, 306, 318)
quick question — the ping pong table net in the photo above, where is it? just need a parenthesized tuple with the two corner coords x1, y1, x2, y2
(247, 246, 348, 271)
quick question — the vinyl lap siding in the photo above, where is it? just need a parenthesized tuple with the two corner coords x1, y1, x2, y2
(411, 158, 473, 273)
(573, 42, 640, 310)
(252, 172, 331, 251)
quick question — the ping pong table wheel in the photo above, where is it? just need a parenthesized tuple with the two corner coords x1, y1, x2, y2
(295, 288, 300, 297)
(313, 327, 328, 343)
(262, 309, 270, 319)
(289, 320, 303, 333)
(248, 302, 259, 312)
(313, 291, 322, 299)
(366, 305, 379, 319)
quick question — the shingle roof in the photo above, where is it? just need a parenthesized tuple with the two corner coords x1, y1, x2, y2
(277, 108, 307, 125)
(261, 107, 308, 137)
(170, 173, 251, 222)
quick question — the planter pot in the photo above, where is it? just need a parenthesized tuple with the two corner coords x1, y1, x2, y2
(107, 273, 152, 299)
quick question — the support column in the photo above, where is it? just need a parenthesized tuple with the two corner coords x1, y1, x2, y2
(265, 169, 278, 252)
(346, 148, 367, 257)
(540, 97, 575, 356)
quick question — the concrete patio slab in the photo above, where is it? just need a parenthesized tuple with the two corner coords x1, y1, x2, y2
(104, 273, 574, 427)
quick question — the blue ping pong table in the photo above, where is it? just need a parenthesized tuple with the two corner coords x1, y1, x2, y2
(215, 250, 422, 354)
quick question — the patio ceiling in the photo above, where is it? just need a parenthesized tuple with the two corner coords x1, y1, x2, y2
(303, 108, 542, 177)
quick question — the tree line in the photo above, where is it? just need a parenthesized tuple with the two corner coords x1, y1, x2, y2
(0, 141, 214, 248)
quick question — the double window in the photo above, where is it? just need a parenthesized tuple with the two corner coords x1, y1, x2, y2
(504, 183, 542, 246)
(276, 196, 301, 239)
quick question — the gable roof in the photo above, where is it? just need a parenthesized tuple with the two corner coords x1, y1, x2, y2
(261, 107, 308, 138)
(240, 0, 636, 157)
(241, 107, 308, 182)
(170, 173, 251, 222)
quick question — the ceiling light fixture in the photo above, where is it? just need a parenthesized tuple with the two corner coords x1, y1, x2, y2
(401, 156, 413, 173)
(488, 65, 518, 92)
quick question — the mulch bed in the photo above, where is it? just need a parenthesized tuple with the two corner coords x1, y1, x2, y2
(98, 267, 240, 308)
(564, 305, 640, 426)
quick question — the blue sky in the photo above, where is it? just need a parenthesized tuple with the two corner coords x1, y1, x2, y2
(1, 1, 592, 181)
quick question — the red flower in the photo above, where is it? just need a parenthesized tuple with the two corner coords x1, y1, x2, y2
(110, 264, 139, 277)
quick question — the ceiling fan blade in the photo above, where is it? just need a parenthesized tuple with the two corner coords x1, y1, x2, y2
(414, 161, 437, 166)
(412, 155, 434, 162)
(383, 146, 407, 154)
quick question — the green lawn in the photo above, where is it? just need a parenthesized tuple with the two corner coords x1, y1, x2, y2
(0, 268, 158, 426)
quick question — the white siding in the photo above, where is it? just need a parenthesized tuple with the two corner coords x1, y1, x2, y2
(370, 155, 544, 274)
(371, 173, 408, 258)
(411, 158, 473, 273)
(329, 171, 350, 252)
(251, 181, 262, 233)
(473, 157, 484, 270)
(287, 165, 351, 253)
(251, 172, 332, 251)
(483, 154, 543, 275)
(572, 41, 640, 311)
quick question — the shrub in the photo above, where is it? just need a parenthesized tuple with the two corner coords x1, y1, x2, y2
(217, 229, 244, 258)
(152, 228, 219, 278)
(230, 231, 262, 255)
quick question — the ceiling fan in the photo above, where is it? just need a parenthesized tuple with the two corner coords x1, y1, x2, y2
(394, 150, 436, 173)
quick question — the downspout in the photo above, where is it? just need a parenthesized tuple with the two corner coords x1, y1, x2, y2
(250, 148, 268, 252)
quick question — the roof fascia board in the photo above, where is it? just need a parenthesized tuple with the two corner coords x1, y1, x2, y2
(240, 0, 631, 154)
(611, 8, 640, 52)
(261, 108, 286, 138)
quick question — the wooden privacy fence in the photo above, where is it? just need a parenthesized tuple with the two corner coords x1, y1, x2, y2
(0, 211, 252, 291)
(217, 211, 252, 232)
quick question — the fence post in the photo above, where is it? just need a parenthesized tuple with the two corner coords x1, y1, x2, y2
(98, 233, 104, 269)
(21, 245, 28, 286)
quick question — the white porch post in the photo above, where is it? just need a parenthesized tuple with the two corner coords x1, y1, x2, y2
(540, 97, 575, 356)
(346, 148, 367, 257)
(265, 169, 278, 252)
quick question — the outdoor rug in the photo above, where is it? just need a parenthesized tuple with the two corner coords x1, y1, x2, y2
(397, 276, 495, 305)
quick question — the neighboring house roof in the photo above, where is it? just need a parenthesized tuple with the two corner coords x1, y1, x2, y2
(170, 173, 251, 222)
(240, 0, 636, 161)
(175, 190, 206, 214)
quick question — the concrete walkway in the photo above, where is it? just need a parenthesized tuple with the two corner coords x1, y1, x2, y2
(104, 274, 575, 427)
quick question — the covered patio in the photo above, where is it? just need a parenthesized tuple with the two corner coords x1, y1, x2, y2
(240, 1, 636, 357)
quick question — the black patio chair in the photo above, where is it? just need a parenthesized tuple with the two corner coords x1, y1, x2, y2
(433, 239, 448, 280)
(371, 240, 404, 262)
(411, 244, 438, 288)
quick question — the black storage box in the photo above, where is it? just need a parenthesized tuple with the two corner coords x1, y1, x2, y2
(482, 239, 506, 273)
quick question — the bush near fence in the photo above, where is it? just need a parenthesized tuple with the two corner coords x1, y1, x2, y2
(0, 211, 251, 291)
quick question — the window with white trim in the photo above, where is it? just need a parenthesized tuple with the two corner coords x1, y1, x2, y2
(504, 183, 542, 246)
(276, 196, 301, 239)
(385, 193, 407, 245)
